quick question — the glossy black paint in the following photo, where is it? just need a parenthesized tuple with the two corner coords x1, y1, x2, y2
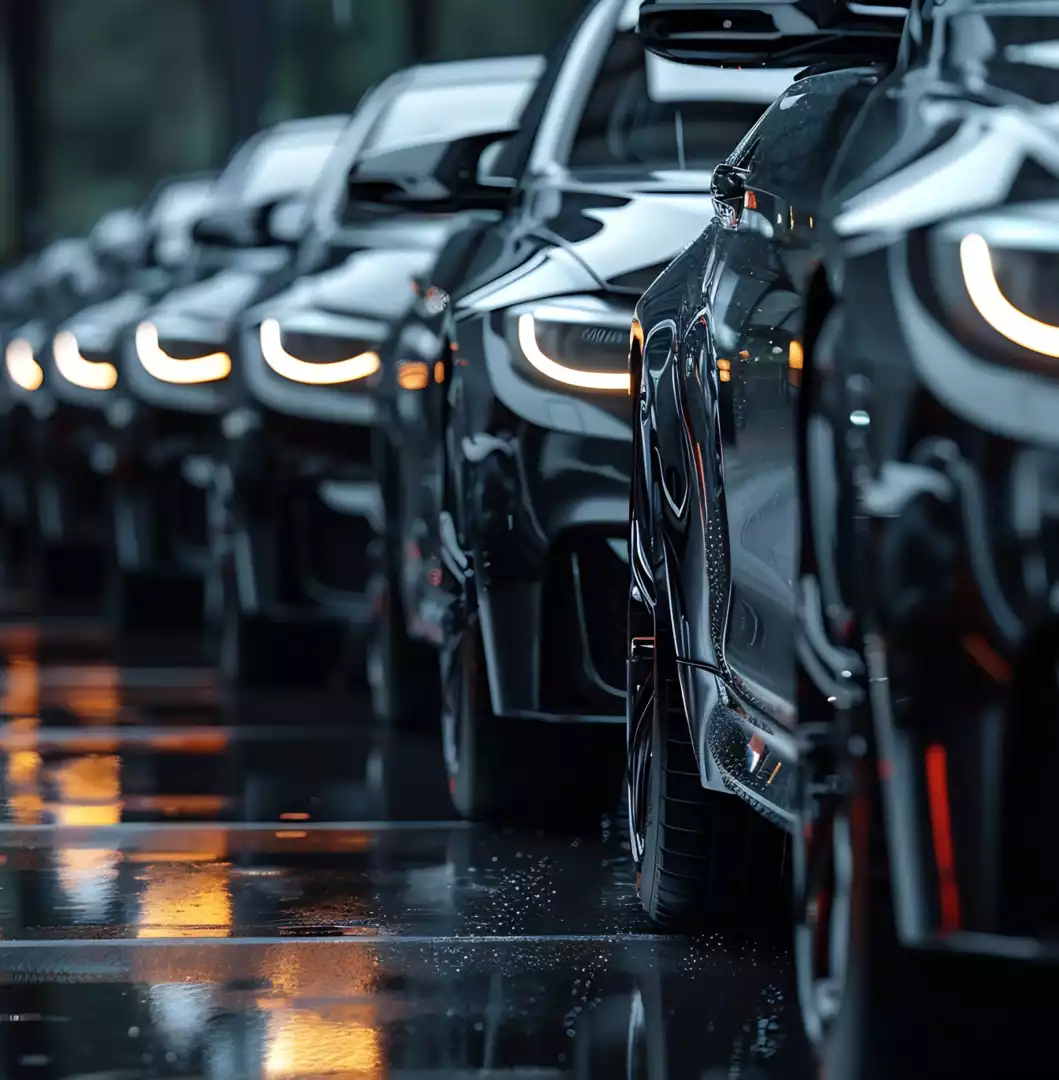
(634, 0, 1059, 1070)
(381, 0, 793, 731)
(805, 0, 1059, 959)
(634, 63, 888, 810)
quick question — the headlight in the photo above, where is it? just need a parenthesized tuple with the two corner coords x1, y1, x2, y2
(506, 299, 634, 393)
(924, 207, 1059, 375)
(259, 318, 380, 386)
(135, 322, 231, 384)
(5, 337, 43, 391)
(53, 331, 118, 391)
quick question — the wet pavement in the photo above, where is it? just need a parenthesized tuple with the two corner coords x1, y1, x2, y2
(0, 619, 813, 1079)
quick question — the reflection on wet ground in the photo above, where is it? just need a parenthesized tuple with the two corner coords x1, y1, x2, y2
(0, 620, 812, 1079)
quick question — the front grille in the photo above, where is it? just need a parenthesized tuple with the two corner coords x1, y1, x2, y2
(571, 537, 628, 694)
(157, 466, 209, 553)
(267, 409, 374, 468)
(297, 488, 377, 596)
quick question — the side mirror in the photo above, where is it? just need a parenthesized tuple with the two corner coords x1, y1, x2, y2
(637, 0, 907, 68)
(190, 197, 299, 249)
(190, 206, 252, 248)
(347, 128, 520, 213)
(477, 138, 517, 190)
(265, 196, 309, 245)
(710, 163, 748, 227)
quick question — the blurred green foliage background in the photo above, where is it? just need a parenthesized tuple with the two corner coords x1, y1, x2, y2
(0, 0, 586, 259)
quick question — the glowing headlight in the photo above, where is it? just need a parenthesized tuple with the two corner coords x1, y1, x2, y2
(259, 318, 380, 385)
(135, 322, 231, 384)
(509, 302, 633, 392)
(926, 207, 1059, 374)
(959, 233, 1059, 358)
(5, 337, 43, 391)
(53, 331, 118, 391)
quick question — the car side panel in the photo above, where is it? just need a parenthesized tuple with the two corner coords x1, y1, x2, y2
(667, 69, 883, 735)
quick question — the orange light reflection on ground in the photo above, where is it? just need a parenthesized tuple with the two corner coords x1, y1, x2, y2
(1, 652, 39, 714)
(137, 862, 233, 938)
(264, 1010, 385, 1079)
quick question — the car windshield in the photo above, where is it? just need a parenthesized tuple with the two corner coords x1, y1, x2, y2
(568, 13, 798, 172)
(364, 80, 535, 156)
(215, 125, 344, 206)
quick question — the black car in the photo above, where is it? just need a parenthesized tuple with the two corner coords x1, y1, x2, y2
(28, 175, 216, 602)
(215, 57, 542, 685)
(633, 0, 1058, 1072)
(0, 222, 146, 607)
(372, 0, 797, 821)
(113, 116, 346, 643)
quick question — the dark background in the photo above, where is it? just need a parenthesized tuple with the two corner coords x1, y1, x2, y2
(0, 0, 588, 259)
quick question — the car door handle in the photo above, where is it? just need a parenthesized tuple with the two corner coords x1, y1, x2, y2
(711, 164, 749, 227)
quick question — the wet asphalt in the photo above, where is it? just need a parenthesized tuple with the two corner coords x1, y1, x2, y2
(0, 617, 813, 1079)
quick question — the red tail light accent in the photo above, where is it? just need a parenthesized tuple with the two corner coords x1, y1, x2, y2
(925, 744, 962, 933)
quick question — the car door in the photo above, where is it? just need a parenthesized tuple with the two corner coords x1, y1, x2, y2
(677, 67, 884, 724)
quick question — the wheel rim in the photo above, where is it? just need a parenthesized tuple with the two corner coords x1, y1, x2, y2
(795, 796, 853, 1048)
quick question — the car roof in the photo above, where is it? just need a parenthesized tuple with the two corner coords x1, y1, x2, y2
(402, 55, 545, 88)
(266, 115, 351, 139)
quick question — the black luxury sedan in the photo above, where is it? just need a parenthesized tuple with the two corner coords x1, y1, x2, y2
(372, 0, 798, 821)
(112, 116, 346, 645)
(28, 174, 216, 608)
(633, 0, 1058, 1074)
(215, 56, 542, 686)
(0, 217, 155, 608)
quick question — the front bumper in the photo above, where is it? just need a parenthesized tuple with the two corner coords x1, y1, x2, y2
(461, 320, 633, 722)
(810, 236, 1059, 959)
(220, 402, 381, 622)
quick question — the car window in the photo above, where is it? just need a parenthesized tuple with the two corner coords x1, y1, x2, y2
(567, 29, 796, 171)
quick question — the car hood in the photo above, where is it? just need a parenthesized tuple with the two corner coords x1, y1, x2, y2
(60, 289, 154, 353)
(145, 264, 281, 344)
(523, 173, 716, 297)
(248, 246, 438, 333)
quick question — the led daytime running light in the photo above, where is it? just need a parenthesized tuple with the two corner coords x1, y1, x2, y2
(517, 312, 630, 392)
(960, 233, 1059, 359)
(5, 337, 43, 391)
(259, 318, 380, 385)
(53, 331, 118, 391)
(135, 322, 231, 384)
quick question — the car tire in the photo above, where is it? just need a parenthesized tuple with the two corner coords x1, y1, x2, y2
(443, 617, 624, 824)
(628, 409, 785, 926)
(632, 615, 785, 928)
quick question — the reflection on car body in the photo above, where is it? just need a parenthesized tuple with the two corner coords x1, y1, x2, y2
(633, 0, 1059, 1074)
(374, 0, 797, 822)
